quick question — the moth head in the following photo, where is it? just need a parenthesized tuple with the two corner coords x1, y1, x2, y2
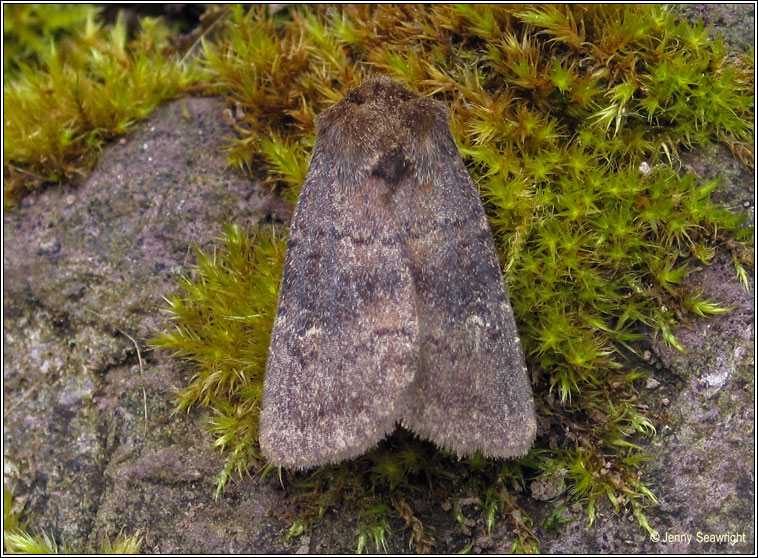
(314, 76, 456, 187)
(344, 74, 416, 109)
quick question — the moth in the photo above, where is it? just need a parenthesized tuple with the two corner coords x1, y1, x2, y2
(260, 76, 536, 469)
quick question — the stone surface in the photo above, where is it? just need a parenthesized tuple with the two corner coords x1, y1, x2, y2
(672, 3, 755, 51)
(3, 97, 293, 553)
(642, 250, 754, 553)
(540, 252, 755, 554)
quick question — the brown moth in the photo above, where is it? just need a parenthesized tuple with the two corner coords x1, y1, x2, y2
(260, 76, 536, 469)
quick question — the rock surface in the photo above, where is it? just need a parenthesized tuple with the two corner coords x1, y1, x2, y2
(3, 97, 294, 553)
(3, 6, 755, 553)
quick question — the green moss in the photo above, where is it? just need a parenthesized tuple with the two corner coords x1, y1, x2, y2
(2, 5, 204, 206)
(152, 224, 286, 493)
(144, 4, 753, 552)
(3, 4, 96, 72)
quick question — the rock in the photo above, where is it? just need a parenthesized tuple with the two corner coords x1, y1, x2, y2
(645, 255, 754, 553)
(645, 377, 661, 390)
(3, 97, 292, 553)
(530, 470, 567, 502)
(672, 3, 755, 52)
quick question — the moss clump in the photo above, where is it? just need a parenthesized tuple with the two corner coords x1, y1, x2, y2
(152, 224, 286, 493)
(2, 5, 203, 206)
(3, 4, 94, 72)
(149, 4, 753, 552)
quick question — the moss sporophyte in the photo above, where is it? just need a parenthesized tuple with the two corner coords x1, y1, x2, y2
(7, 4, 749, 553)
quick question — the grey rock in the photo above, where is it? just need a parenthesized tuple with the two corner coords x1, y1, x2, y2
(530, 470, 567, 502)
(644, 254, 754, 554)
(3, 97, 292, 553)
(672, 3, 755, 52)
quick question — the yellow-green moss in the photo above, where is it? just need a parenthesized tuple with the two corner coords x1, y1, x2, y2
(2, 4, 204, 206)
(152, 224, 286, 492)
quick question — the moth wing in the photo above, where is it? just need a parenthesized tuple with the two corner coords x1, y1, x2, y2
(394, 97, 537, 458)
(260, 164, 419, 469)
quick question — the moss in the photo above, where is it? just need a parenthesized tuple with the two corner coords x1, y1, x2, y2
(152, 224, 286, 492)
(3, 4, 96, 72)
(2, 5, 204, 206)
